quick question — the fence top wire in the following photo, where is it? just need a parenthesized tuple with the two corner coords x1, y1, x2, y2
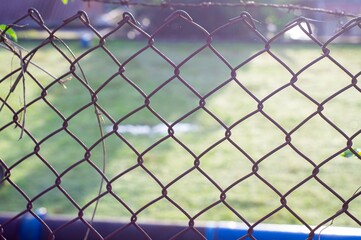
(82, 0, 361, 18)
(0, 6, 361, 240)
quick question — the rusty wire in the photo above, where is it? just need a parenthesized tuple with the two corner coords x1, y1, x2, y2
(0, 7, 361, 240)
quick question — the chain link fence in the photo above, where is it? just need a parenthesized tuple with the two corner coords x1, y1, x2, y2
(0, 5, 360, 240)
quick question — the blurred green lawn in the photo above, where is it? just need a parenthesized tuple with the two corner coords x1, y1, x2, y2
(0, 40, 360, 227)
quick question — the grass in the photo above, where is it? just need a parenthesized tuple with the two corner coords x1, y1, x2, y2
(0, 39, 360, 228)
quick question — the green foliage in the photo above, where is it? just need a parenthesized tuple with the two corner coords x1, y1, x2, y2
(61, 0, 74, 4)
(0, 25, 17, 42)
(341, 148, 361, 158)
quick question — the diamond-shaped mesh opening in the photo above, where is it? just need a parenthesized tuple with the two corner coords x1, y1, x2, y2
(44, 75, 94, 119)
(166, 170, 220, 217)
(74, 47, 121, 90)
(58, 161, 103, 206)
(25, 42, 72, 81)
(325, 41, 361, 76)
(0, 73, 44, 111)
(122, 48, 175, 95)
(224, 176, 281, 223)
(0, 180, 28, 212)
(198, 141, 253, 189)
(178, 47, 231, 96)
(65, 105, 105, 147)
(110, 167, 161, 212)
(262, 87, 316, 131)
(316, 155, 361, 199)
(235, 51, 292, 100)
(95, 75, 145, 120)
(290, 114, 347, 164)
(204, 80, 257, 126)
(206, 81, 257, 120)
(5, 155, 56, 199)
(20, 100, 64, 141)
(0, 126, 35, 165)
(174, 110, 225, 156)
(142, 138, 194, 185)
(321, 87, 361, 136)
(31, 188, 79, 215)
(113, 108, 169, 152)
(89, 134, 138, 180)
(148, 78, 200, 122)
(37, 131, 86, 173)
(295, 57, 353, 102)
(229, 112, 286, 160)
(285, 179, 343, 226)
(257, 146, 314, 194)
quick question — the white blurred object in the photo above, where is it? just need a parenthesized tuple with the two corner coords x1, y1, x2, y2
(284, 22, 315, 41)
(106, 123, 198, 135)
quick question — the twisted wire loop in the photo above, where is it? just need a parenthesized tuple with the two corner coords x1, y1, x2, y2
(0, 7, 360, 240)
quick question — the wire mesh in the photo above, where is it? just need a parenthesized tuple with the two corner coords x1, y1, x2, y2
(0, 7, 360, 240)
